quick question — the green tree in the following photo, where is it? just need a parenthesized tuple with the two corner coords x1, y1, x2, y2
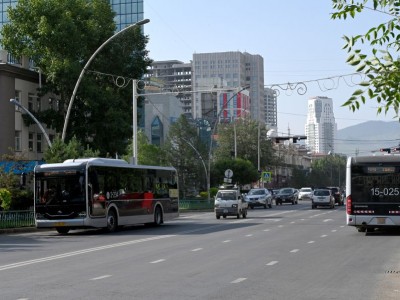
(1, 0, 152, 156)
(331, 0, 400, 117)
(214, 119, 277, 170)
(213, 158, 259, 186)
(44, 136, 99, 163)
(123, 130, 166, 166)
(163, 115, 208, 197)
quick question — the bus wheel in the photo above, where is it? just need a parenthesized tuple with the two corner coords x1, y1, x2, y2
(357, 227, 366, 232)
(56, 227, 70, 234)
(107, 209, 118, 232)
(154, 206, 163, 226)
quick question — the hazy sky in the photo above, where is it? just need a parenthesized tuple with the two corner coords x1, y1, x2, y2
(143, 0, 396, 135)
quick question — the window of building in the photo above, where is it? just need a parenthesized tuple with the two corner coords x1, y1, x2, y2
(36, 97, 41, 112)
(15, 131, 21, 151)
(151, 116, 163, 146)
(28, 93, 34, 111)
(14, 90, 21, 111)
(29, 132, 34, 151)
(37, 133, 42, 153)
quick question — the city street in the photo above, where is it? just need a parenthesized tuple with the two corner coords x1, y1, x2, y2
(1, 203, 400, 300)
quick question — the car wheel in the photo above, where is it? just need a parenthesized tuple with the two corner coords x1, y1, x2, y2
(242, 210, 247, 218)
(223, 215, 227, 219)
(56, 227, 70, 234)
(311, 205, 315, 209)
(216, 215, 221, 219)
(237, 213, 240, 219)
(268, 202, 272, 208)
(264, 204, 267, 209)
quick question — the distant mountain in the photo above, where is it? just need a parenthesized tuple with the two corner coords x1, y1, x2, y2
(336, 121, 400, 156)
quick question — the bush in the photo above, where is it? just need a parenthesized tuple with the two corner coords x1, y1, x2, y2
(0, 188, 12, 210)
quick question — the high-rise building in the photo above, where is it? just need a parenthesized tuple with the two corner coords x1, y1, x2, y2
(145, 60, 192, 115)
(264, 87, 277, 131)
(109, 0, 143, 31)
(192, 51, 264, 123)
(305, 96, 337, 154)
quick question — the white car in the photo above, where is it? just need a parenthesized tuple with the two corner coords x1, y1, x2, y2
(245, 188, 273, 209)
(311, 189, 335, 209)
(298, 187, 313, 200)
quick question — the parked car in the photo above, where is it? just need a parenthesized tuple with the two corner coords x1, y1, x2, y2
(275, 188, 298, 205)
(311, 189, 335, 209)
(298, 187, 313, 200)
(327, 186, 344, 206)
(245, 188, 273, 209)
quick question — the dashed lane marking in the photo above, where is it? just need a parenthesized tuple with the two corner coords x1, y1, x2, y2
(150, 259, 165, 264)
(231, 278, 247, 283)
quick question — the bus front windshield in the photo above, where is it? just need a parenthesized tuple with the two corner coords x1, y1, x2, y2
(36, 173, 85, 206)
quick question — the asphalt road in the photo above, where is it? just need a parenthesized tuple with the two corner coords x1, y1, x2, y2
(1, 202, 400, 300)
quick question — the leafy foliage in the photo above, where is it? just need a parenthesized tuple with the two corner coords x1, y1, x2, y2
(1, 0, 152, 156)
(0, 188, 12, 210)
(214, 119, 277, 170)
(213, 158, 259, 186)
(331, 0, 400, 117)
(44, 136, 99, 163)
(163, 115, 208, 197)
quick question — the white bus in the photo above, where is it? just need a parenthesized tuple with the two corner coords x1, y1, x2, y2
(34, 158, 179, 234)
(346, 155, 400, 232)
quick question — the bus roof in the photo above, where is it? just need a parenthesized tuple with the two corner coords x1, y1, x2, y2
(348, 155, 400, 164)
(35, 158, 176, 172)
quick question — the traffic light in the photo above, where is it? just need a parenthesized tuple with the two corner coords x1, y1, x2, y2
(380, 148, 391, 153)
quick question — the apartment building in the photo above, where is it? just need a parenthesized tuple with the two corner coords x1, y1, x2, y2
(192, 51, 265, 123)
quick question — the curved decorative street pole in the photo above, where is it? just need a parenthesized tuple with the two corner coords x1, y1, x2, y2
(207, 85, 250, 199)
(10, 98, 52, 148)
(61, 19, 150, 142)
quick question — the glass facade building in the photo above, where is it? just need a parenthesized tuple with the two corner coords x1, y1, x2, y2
(109, 0, 144, 31)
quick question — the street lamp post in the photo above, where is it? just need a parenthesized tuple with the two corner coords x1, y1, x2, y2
(61, 19, 150, 142)
(207, 85, 250, 198)
(180, 137, 209, 201)
(10, 98, 52, 148)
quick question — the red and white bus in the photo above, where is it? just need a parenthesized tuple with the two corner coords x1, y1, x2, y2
(346, 155, 400, 232)
(34, 158, 179, 234)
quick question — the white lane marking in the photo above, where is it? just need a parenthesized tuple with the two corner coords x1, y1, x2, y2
(321, 235, 328, 238)
(323, 219, 333, 222)
(231, 278, 247, 283)
(308, 241, 315, 244)
(290, 221, 296, 224)
(266, 261, 279, 266)
(150, 259, 165, 264)
(278, 225, 284, 228)
(263, 229, 270, 232)
(222, 240, 231, 243)
(90, 275, 111, 281)
(331, 229, 337, 232)
(290, 249, 299, 253)
(191, 248, 203, 252)
(246, 234, 253, 237)
(0, 235, 176, 272)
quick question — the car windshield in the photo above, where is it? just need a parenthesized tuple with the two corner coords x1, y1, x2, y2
(314, 190, 330, 196)
(216, 192, 236, 200)
(279, 189, 292, 194)
(248, 189, 265, 195)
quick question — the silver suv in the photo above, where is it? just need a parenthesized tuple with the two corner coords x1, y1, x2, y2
(245, 188, 273, 209)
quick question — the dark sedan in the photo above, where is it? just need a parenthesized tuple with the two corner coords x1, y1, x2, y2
(275, 188, 298, 205)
